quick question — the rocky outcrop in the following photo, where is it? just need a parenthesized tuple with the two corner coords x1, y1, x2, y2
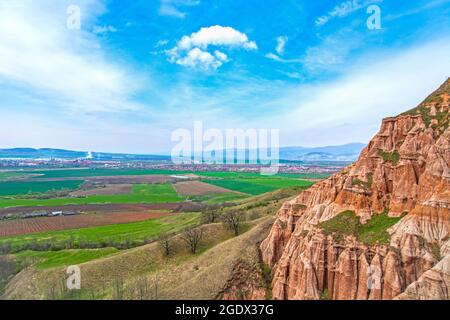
(218, 261, 267, 300)
(261, 78, 450, 300)
(395, 255, 450, 300)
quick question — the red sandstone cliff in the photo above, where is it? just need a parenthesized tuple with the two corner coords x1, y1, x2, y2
(260, 78, 450, 300)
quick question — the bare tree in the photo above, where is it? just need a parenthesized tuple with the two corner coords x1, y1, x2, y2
(47, 285, 59, 300)
(223, 211, 244, 236)
(133, 277, 148, 300)
(135, 274, 160, 300)
(181, 227, 203, 254)
(158, 235, 173, 257)
(201, 209, 219, 224)
(152, 275, 159, 300)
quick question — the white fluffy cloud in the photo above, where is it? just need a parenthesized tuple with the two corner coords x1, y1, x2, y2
(177, 26, 257, 51)
(173, 48, 228, 70)
(167, 25, 257, 70)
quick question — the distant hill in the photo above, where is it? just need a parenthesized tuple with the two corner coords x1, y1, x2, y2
(0, 143, 365, 163)
(0, 148, 86, 159)
(279, 143, 365, 162)
(0, 148, 171, 162)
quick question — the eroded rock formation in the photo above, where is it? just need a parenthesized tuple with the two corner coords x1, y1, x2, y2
(218, 261, 267, 300)
(260, 78, 450, 300)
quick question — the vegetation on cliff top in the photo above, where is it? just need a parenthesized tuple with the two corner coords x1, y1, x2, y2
(419, 77, 450, 106)
(402, 104, 449, 129)
(401, 77, 449, 130)
(319, 210, 404, 245)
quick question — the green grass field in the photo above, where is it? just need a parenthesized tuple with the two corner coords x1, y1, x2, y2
(0, 183, 183, 208)
(198, 171, 331, 180)
(189, 192, 250, 204)
(0, 169, 316, 206)
(0, 171, 29, 181)
(198, 172, 264, 178)
(0, 213, 201, 251)
(203, 177, 314, 196)
(242, 178, 313, 188)
(21, 168, 191, 179)
(204, 179, 275, 195)
(0, 180, 84, 196)
(15, 248, 119, 269)
(275, 173, 331, 179)
(9, 169, 330, 184)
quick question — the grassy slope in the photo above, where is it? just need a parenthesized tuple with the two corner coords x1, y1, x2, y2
(0, 180, 84, 196)
(3, 218, 273, 300)
(0, 183, 183, 208)
(15, 248, 119, 270)
(0, 213, 200, 251)
(401, 79, 449, 130)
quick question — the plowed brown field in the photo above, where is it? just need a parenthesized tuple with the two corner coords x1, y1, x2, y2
(70, 184, 132, 196)
(173, 181, 234, 196)
(0, 211, 173, 238)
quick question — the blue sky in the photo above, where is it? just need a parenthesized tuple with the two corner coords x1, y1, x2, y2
(0, 0, 449, 154)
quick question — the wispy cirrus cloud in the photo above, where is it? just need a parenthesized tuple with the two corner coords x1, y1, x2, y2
(302, 27, 363, 71)
(316, 0, 382, 26)
(265, 36, 301, 63)
(155, 39, 169, 48)
(265, 53, 301, 63)
(166, 25, 257, 70)
(262, 38, 450, 147)
(159, 0, 200, 18)
(385, 0, 450, 21)
(275, 36, 288, 55)
(265, 28, 359, 69)
(92, 25, 117, 35)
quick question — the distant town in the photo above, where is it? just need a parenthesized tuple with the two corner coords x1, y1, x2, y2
(0, 157, 348, 175)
